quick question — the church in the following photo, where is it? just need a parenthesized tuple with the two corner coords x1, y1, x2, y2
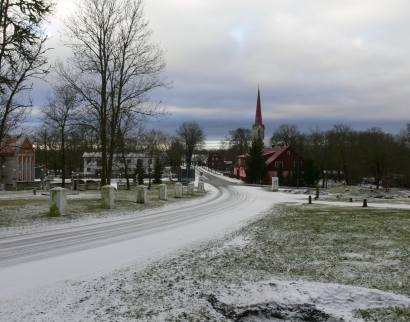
(233, 88, 303, 184)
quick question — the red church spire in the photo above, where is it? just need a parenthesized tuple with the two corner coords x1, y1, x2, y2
(254, 87, 263, 126)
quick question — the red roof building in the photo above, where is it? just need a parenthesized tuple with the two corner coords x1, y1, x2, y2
(234, 145, 303, 183)
(234, 87, 303, 184)
(207, 152, 224, 169)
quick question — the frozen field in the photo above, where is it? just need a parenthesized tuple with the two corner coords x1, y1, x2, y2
(1, 171, 410, 321)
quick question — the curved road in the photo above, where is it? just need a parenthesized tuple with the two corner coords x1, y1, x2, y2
(0, 169, 248, 269)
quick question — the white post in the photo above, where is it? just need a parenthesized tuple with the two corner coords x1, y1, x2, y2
(198, 181, 204, 193)
(50, 187, 68, 215)
(101, 185, 115, 209)
(137, 185, 148, 204)
(188, 181, 194, 196)
(175, 182, 183, 198)
(159, 184, 167, 200)
(272, 177, 279, 191)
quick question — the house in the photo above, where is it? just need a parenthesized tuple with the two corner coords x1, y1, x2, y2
(234, 145, 303, 183)
(207, 152, 224, 169)
(0, 135, 35, 185)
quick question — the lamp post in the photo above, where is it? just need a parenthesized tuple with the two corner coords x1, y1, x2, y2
(148, 159, 152, 190)
(13, 168, 16, 190)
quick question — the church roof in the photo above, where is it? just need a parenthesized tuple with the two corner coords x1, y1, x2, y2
(254, 88, 263, 126)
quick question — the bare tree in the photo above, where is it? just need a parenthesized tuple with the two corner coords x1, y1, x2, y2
(305, 127, 330, 187)
(327, 124, 356, 184)
(141, 128, 167, 189)
(358, 127, 395, 189)
(270, 124, 303, 152)
(57, 0, 169, 185)
(398, 122, 410, 148)
(226, 127, 252, 155)
(165, 135, 184, 169)
(176, 121, 206, 169)
(0, 0, 54, 149)
(41, 84, 78, 185)
(116, 120, 145, 189)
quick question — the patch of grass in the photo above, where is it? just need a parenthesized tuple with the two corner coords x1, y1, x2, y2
(79, 203, 410, 320)
(355, 305, 410, 321)
(237, 205, 410, 295)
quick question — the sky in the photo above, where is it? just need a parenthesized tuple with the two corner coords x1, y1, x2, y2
(32, 0, 410, 148)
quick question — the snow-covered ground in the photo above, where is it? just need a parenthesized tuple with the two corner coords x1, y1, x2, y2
(1, 172, 410, 321)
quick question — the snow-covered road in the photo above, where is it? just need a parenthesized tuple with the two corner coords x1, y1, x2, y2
(0, 171, 285, 299)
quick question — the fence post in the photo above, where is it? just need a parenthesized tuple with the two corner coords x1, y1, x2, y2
(50, 187, 68, 215)
(101, 185, 115, 209)
(137, 185, 148, 204)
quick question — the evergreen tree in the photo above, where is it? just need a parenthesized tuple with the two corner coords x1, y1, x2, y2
(285, 171, 293, 186)
(134, 159, 145, 184)
(153, 156, 163, 184)
(245, 139, 268, 184)
(285, 171, 298, 187)
(302, 158, 321, 187)
(277, 164, 285, 185)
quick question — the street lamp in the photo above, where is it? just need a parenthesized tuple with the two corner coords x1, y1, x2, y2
(148, 159, 152, 190)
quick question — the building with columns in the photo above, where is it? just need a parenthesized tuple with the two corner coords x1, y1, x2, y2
(0, 135, 35, 185)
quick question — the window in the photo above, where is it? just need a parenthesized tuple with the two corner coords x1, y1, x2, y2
(287, 151, 290, 155)
(294, 161, 302, 168)
(275, 161, 283, 168)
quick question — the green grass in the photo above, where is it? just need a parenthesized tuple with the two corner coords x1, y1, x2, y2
(3, 191, 410, 320)
(83, 203, 410, 320)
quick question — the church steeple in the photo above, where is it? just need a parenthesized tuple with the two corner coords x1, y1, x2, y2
(252, 87, 265, 141)
(254, 87, 263, 126)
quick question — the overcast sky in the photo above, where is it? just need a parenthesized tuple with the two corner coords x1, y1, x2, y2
(32, 0, 410, 148)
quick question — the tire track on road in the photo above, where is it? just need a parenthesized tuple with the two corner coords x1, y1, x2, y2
(0, 176, 254, 268)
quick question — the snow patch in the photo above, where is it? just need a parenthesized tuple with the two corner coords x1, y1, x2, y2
(218, 279, 410, 321)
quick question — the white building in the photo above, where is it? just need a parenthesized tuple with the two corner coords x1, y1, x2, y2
(82, 152, 151, 177)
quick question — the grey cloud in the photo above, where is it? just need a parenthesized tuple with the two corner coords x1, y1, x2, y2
(25, 0, 410, 144)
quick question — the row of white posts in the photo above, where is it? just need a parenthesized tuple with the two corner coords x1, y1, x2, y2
(49, 178, 206, 216)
